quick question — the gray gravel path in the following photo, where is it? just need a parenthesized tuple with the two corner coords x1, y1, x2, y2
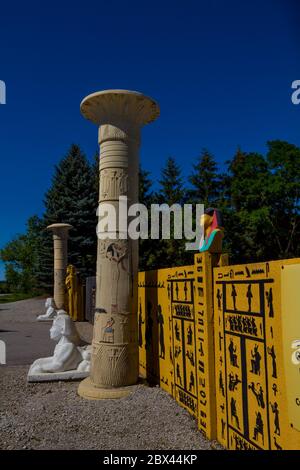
(0, 366, 221, 450)
(0, 298, 222, 450)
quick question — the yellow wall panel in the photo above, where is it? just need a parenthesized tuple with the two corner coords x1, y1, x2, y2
(194, 252, 220, 440)
(138, 255, 300, 450)
(138, 268, 173, 395)
(281, 264, 300, 433)
(168, 266, 197, 418)
(214, 258, 300, 450)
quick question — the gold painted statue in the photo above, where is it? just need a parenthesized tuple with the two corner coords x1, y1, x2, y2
(65, 265, 84, 322)
(199, 208, 224, 254)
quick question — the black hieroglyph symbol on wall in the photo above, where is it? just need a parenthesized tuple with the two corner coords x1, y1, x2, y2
(231, 284, 237, 310)
(230, 397, 240, 429)
(187, 325, 193, 345)
(157, 305, 165, 359)
(217, 289, 222, 310)
(228, 338, 238, 367)
(175, 283, 179, 300)
(138, 298, 144, 347)
(228, 373, 242, 391)
(250, 344, 261, 375)
(272, 383, 278, 396)
(233, 435, 257, 451)
(219, 371, 225, 397)
(184, 282, 188, 300)
(248, 382, 265, 408)
(167, 283, 171, 299)
(251, 318, 258, 336)
(186, 350, 195, 366)
(274, 436, 282, 450)
(221, 418, 226, 439)
(253, 411, 264, 444)
(266, 288, 274, 318)
(199, 341, 204, 357)
(246, 284, 253, 312)
(228, 316, 258, 336)
(175, 345, 181, 358)
(267, 345, 277, 378)
(189, 371, 195, 392)
(176, 363, 182, 385)
(175, 304, 191, 316)
(270, 402, 280, 435)
(175, 321, 180, 341)
(219, 332, 223, 351)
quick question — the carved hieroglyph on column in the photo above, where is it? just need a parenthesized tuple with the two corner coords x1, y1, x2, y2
(47, 223, 73, 310)
(78, 90, 159, 399)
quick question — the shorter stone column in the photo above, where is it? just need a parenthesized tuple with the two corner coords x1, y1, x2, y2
(47, 223, 73, 310)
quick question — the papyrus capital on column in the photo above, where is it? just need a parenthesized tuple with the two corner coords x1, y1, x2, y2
(98, 124, 140, 145)
(47, 223, 73, 238)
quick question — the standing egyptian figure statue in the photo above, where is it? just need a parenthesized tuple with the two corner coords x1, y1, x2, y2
(65, 265, 84, 321)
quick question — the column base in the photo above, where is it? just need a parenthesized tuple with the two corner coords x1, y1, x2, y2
(77, 377, 138, 400)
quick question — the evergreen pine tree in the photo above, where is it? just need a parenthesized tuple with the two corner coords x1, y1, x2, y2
(155, 157, 188, 267)
(139, 167, 153, 207)
(188, 149, 219, 207)
(39, 144, 98, 289)
(157, 157, 184, 205)
(138, 166, 155, 270)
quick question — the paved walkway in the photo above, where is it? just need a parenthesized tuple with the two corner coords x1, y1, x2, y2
(0, 298, 92, 366)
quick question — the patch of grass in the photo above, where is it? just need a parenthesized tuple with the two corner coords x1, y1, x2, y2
(0, 293, 36, 303)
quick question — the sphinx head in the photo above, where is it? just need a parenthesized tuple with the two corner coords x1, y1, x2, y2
(45, 297, 56, 309)
(50, 310, 79, 343)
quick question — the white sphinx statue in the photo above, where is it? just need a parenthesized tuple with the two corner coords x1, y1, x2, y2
(28, 310, 91, 382)
(37, 298, 57, 321)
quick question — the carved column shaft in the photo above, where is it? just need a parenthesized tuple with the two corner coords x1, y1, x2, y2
(47, 223, 73, 310)
(91, 125, 139, 387)
(78, 89, 159, 396)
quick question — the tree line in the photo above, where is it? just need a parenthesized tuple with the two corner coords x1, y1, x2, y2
(1, 140, 300, 294)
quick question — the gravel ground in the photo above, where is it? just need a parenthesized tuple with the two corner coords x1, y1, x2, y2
(0, 366, 221, 450)
(0, 298, 222, 450)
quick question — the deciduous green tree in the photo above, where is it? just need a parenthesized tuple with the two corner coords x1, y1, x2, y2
(0, 215, 44, 293)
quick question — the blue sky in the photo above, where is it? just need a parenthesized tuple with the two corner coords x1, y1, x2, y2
(0, 0, 300, 280)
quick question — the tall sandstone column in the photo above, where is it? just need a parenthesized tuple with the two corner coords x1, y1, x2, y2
(47, 223, 73, 310)
(78, 90, 159, 399)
